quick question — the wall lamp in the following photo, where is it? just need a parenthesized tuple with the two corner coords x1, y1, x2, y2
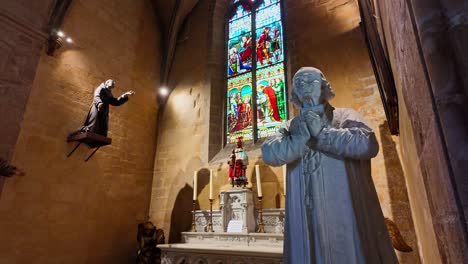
(159, 86, 169, 96)
(46, 30, 73, 56)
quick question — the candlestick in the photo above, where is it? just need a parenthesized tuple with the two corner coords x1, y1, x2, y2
(191, 200, 197, 232)
(255, 165, 262, 197)
(257, 196, 265, 233)
(283, 164, 287, 196)
(209, 170, 213, 200)
(207, 199, 214, 232)
(193, 171, 198, 201)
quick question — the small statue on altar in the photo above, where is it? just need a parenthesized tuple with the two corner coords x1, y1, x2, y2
(136, 221, 165, 264)
(228, 137, 249, 187)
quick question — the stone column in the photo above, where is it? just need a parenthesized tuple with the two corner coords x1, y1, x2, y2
(0, 2, 54, 161)
(406, 0, 468, 262)
(0, 2, 54, 198)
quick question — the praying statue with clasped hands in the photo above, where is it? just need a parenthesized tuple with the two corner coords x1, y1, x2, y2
(261, 67, 398, 264)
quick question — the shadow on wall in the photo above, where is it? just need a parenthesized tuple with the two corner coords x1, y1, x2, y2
(379, 121, 421, 263)
(0, 178, 4, 199)
(168, 168, 210, 243)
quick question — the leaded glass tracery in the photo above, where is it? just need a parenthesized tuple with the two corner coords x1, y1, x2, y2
(226, 0, 287, 144)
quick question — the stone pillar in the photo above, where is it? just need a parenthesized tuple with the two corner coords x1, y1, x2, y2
(0, 2, 53, 161)
(438, 0, 468, 93)
(0, 2, 54, 199)
(405, 0, 468, 262)
(375, 0, 468, 262)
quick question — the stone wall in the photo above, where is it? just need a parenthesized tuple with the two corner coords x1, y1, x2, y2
(375, 0, 468, 262)
(150, 1, 420, 263)
(150, 0, 217, 244)
(0, 0, 161, 263)
(0, 0, 54, 195)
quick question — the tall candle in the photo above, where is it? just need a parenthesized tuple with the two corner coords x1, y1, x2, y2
(209, 170, 213, 200)
(193, 171, 198, 201)
(255, 165, 262, 197)
(283, 164, 287, 195)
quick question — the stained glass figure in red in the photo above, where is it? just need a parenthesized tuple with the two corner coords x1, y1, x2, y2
(257, 80, 280, 123)
(257, 27, 272, 66)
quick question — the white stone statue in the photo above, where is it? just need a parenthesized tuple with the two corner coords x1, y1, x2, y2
(261, 67, 397, 263)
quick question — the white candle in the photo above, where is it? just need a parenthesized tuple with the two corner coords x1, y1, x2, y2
(255, 165, 262, 197)
(193, 171, 198, 201)
(283, 164, 287, 195)
(209, 170, 213, 200)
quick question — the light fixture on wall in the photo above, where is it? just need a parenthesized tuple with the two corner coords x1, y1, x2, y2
(159, 87, 169, 96)
(46, 30, 73, 56)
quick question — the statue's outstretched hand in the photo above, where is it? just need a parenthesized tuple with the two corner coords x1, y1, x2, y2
(301, 110, 323, 137)
(124, 90, 135, 97)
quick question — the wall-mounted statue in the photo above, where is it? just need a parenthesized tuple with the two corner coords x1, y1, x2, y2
(228, 137, 249, 188)
(261, 67, 398, 263)
(72, 79, 134, 137)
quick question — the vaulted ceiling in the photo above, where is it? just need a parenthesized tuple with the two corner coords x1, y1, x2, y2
(151, 0, 200, 84)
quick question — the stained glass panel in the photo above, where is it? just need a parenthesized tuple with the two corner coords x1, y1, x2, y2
(227, 73, 254, 143)
(255, 22, 283, 68)
(228, 13, 252, 77)
(230, 4, 251, 20)
(256, 63, 287, 139)
(256, 0, 279, 9)
(255, 3, 283, 68)
(256, 2, 281, 28)
(229, 14, 251, 39)
(231, 0, 256, 4)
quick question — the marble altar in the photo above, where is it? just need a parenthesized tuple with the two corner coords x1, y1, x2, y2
(159, 188, 284, 263)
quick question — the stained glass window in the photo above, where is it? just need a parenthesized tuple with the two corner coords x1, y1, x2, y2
(227, 73, 253, 143)
(255, 2, 283, 69)
(256, 63, 286, 138)
(228, 6, 252, 77)
(226, 0, 287, 143)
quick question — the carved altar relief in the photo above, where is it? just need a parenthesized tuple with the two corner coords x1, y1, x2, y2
(219, 188, 255, 233)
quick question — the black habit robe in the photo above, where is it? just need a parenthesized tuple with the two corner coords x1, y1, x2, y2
(79, 84, 129, 137)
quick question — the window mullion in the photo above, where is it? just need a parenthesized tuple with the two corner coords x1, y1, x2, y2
(251, 4, 258, 143)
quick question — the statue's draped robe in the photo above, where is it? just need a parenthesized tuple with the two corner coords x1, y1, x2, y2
(262, 107, 397, 264)
(79, 84, 128, 137)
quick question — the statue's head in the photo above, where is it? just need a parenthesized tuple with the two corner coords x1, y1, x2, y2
(230, 48, 237, 56)
(291, 67, 335, 108)
(236, 136, 243, 148)
(143, 221, 155, 235)
(104, 79, 115, 89)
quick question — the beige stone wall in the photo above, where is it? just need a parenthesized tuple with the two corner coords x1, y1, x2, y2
(0, 1, 53, 163)
(150, 2, 420, 263)
(376, 0, 468, 262)
(150, 0, 216, 243)
(0, 0, 161, 263)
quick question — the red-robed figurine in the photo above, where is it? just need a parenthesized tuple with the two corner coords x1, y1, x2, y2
(257, 27, 272, 66)
(228, 137, 249, 188)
